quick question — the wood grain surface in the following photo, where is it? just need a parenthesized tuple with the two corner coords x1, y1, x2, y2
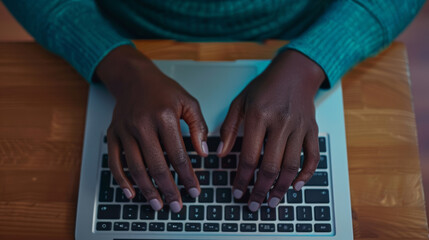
(0, 40, 427, 239)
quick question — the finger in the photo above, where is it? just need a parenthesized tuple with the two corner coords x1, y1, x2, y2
(218, 96, 245, 157)
(119, 133, 163, 211)
(267, 131, 304, 208)
(182, 97, 209, 156)
(107, 128, 135, 200)
(248, 125, 288, 211)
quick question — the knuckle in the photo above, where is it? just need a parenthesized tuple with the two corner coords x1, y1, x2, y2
(248, 106, 269, 119)
(171, 151, 190, 168)
(260, 162, 280, 178)
(282, 164, 299, 175)
(128, 163, 147, 178)
(148, 162, 170, 179)
(238, 158, 257, 171)
(251, 188, 268, 200)
(140, 187, 158, 199)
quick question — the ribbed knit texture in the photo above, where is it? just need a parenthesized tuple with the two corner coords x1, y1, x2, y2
(4, 0, 425, 85)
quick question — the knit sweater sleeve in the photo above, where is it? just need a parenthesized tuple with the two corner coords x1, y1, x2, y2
(3, 0, 134, 82)
(282, 0, 426, 88)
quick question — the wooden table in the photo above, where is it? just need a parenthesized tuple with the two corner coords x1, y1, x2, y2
(0, 40, 427, 239)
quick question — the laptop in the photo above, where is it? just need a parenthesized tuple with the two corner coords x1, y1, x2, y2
(75, 60, 353, 239)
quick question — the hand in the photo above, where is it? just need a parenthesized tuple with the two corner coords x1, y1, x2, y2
(217, 50, 325, 211)
(96, 46, 209, 213)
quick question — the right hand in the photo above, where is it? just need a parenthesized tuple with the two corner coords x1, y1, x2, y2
(95, 45, 209, 213)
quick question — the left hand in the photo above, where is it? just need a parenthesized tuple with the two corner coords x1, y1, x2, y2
(217, 50, 326, 211)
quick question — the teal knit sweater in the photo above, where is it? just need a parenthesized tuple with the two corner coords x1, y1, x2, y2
(3, 0, 425, 87)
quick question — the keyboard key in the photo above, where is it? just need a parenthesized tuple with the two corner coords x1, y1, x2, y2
(319, 137, 327, 152)
(167, 222, 183, 231)
(102, 154, 108, 168)
(222, 223, 238, 232)
(171, 206, 187, 220)
(259, 223, 275, 232)
(234, 189, 250, 203)
(287, 189, 303, 204)
(240, 223, 257, 232)
(207, 206, 222, 220)
(231, 137, 243, 152)
(296, 223, 312, 232)
(99, 187, 113, 202)
(100, 171, 111, 189)
(277, 223, 294, 232)
(315, 223, 332, 232)
(203, 223, 220, 232)
(97, 205, 120, 219)
(205, 155, 219, 168)
(297, 206, 312, 221)
(261, 206, 276, 220)
(149, 222, 165, 231)
(221, 155, 237, 168)
(131, 222, 147, 231)
(314, 206, 331, 220)
(183, 137, 194, 152)
(115, 188, 130, 202)
(195, 171, 210, 185)
(216, 188, 231, 203)
(225, 206, 240, 220)
(123, 205, 138, 219)
(206, 137, 221, 152)
(114, 222, 129, 231)
(242, 206, 258, 221)
(96, 222, 111, 231)
(103, 135, 107, 143)
(140, 205, 155, 220)
(307, 172, 328, 186)
(318, 155, 328, 169)
(305, 189, 330, 203)
(157, 206, 169, 220)
(185, 223, 201, 232)
(132, 188, 147, 203)
(199, 188, 214, 203)
(213, 171, 228, 185)
(189, 205, 204, 220)
(189, 155, 202, 168)
(278, 206, 294, 221)
(300, 155, 304, 168)
(180, 188, 196, 202)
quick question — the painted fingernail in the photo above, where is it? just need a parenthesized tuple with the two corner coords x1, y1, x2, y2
(201, 141, 209, 155)
(123, 188, 132, 199)
(233, 189, 243, 199)
(248, 201, 260, 212)
(149, 199, 162, 211)
(189, 188, 200, 198)
(216, 141, 224, 155)
(268, 197, 280, 208)
(294, 181, 305, 191)
(169, 201, 181, 213)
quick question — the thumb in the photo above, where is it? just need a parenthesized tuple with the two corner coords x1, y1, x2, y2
(182, 98, 209, 157)
(218, 96, 245, 157)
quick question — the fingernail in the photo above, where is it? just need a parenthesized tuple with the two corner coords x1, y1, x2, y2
(188, 188, 200, 198)
(123, 188, 132, 199)
(169, 201, 181, 213)
(268, 197, 280, 208)
(216, 141, 224, 155)
(248, 201, 260, 212)
(233, 189, 243, 199)
(201, 141, 209, 155)
(149, 199, 162, 211)
(294, 181, 305, 191)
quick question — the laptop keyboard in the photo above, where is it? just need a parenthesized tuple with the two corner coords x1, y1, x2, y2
(95, 134, 334, 236)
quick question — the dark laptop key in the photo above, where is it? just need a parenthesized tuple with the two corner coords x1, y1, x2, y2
(183, 137, 194, 152)
(222, 155, 237, 168)
(96, 222, 112, 231)
(306, 172, 328, 186)
(103, 135, 107, 143)
(234, 189, 250, 203)
(314, 206, 331, 220)
(112, 178, 118, 186)
(203, 223, 220, 232)
(242, 206, 258, 221)
(132, 188, 147, 203)
(259, 223, 275, 232)
(124, 171, 135, 185)
(180, 188, 196, 202)
(222, 223, 238, 232)
(99, 187, 114, 202)
(195, 171, 210, 185)
(167, 222, 183, 231)
(213, 171, 228, 185)
(199, 188, 214, 203)
(131, 222, 147, 231)
(157, 206, 169, 220)
(319, 137, 327, 152)
(140, 205, 155, 220)
(287, 189, 303, 203)
(123, 205, 138, 219)
(297, 206, 312, 221)
(102, 154, 108, 168)
(216, 188, 232, 203)
(296, 223, 312, 232)
(100, 170, 111, 189)
(231, 137, 243, 152)
(278, 223, 294, 232)
(205, 155, 219, 168)
(189, 155, 202, 168)
(98, 205, 120, 219)
(149, 222, 165, 231)
(240, 223, 257, 232)
(305, 189, 330, 203)
(207, 206, 222, 220)
(185, 223, 201, 232)
(261, 206, 276, 221)
(300, 155, 304, 168)
(114, 222, 129, 231)
(171, 205, 187, 220)
(189, 205, 204, 220)
(278, 206, 294, 221)
(318, 155, 328, 169)
(315, 223, 332, 232)
(225, 206, 240, 220)
(115, 188, 130, 202)
(206, 137, 221, 152)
